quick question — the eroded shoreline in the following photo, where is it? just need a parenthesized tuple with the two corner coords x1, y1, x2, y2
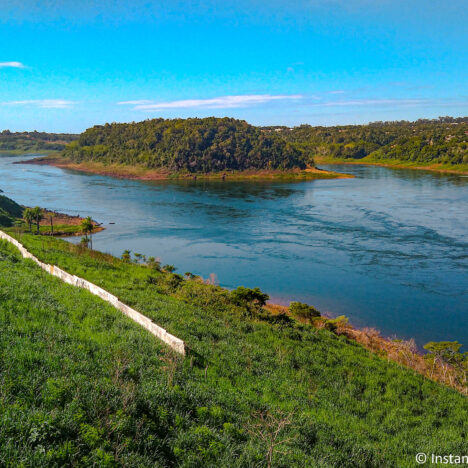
(18, 155, 354, 181)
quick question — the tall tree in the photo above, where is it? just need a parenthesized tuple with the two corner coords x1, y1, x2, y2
(80, 216, 94, 249)
(31, 207, 43, 234)
(23, 208, 34, 232)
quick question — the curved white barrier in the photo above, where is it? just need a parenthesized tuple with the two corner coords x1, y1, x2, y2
(0, 231, 185, 355)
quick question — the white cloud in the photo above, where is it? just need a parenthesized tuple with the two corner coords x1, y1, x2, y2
(318, 98, 430, 107)
(119, 94, 304, 111)
(0, 99, 76, 109)
(118, 100, 153, 105)
(0, 61, 26, 69)
(118, 95, 429, 113)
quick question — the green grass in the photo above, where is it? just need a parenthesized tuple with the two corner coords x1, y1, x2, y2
(315, 155, 468, 174)
(1, 234, 467, 467)
(362, 157, 468, 173)
(12, 224, 85, 236)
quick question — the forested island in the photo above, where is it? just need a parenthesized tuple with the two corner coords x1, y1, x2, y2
(9, 116, 468, 177)
(0, 130, 78, 154)
(64, 117, 313, 171)
(266, 116, 468, 173)
(27, 118, 345, 180)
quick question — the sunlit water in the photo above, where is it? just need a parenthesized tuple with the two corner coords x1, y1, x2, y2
(1, 153, 467, 347)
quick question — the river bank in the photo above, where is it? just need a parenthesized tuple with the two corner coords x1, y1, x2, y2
(19, 154, 353, 181)
(14, 208, 104, 237)
(6, 228, 467, 394)
(314, 155, 468, 175)
(264, 303, 466, 394)
(1, 232, 466, 467)
(0, 149, 62, 156)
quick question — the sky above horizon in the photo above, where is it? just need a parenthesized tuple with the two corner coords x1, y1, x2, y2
(1, 0, 467, 133)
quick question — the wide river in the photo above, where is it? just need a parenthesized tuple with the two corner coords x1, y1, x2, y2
(1, 154, 467, 347)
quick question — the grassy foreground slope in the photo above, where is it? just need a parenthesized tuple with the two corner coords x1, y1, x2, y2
(1, 234, 467, 467)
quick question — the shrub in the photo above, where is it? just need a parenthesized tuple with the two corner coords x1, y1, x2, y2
(324, 315, 349, 332)
(230, 286, 269, 317)
(289, 302, 320, 323)
(263, 312, 295, 328)
(121, 250, 131, 263)
(147, 256, 161, 270)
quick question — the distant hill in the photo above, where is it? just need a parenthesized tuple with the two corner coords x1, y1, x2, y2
(267, 117, 468, 166)
(0, 130, 78, 154)
(62, 117, 313, 173)
(0, 194, 23, 226)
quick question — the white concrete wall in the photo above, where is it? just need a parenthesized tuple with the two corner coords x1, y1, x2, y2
(0, 230, 185, 355)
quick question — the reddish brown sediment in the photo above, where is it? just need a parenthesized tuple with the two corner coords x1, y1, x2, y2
(20, 208, 104, 237)
(19, 156, 354, 181)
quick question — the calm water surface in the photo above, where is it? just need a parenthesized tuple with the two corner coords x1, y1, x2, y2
(1, 154, 467, 347)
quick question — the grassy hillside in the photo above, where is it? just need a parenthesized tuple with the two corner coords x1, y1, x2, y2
(0, 194, 23, 226)
(0, 233, 466, 467)
(268, 117, 468, 171)
(0, 130, 78, 154)
(61, 117, 313, 174)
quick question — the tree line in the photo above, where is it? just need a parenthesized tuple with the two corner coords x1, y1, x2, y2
(0, 130, 78, 152)
(264, 117, 468, 165)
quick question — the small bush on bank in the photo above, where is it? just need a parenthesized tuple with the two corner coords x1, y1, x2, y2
(230, 286, 269, 317)
(289, 301, 321, 323)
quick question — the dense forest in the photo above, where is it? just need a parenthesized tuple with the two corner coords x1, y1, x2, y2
(6, 117, 467, 170)
(62, 118, 313, 172)
(0, 130, 78, 153)
(265, 117, 468, 165)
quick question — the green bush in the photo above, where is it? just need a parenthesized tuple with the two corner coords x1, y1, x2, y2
(230, 286, 269, 317)
(324, 315, 349, 331)
(289, 301, 321, 323)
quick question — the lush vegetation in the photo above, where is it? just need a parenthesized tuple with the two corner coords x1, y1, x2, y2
(0, 130, 77, 154)
(0, 233, 466, 467)
(266, 117, 468, 167)
(62, 118, 313, 173)
(0, 194, 23, 226)
(5, 117, 467, 172)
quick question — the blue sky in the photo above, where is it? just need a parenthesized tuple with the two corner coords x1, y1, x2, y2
(1, 0, 467, 132)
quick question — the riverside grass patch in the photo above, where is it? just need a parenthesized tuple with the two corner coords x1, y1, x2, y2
(0, 236, 467, 467)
